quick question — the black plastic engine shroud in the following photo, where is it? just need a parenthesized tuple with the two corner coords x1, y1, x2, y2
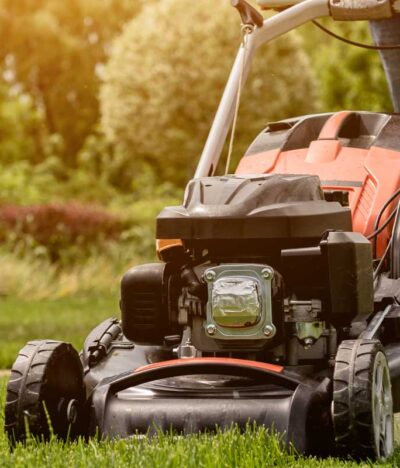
(157, 174, 352, 241)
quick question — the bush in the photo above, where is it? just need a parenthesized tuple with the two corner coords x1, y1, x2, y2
(0, 203, 124, 262)
(0, 159, 63, 204)
(101, 0, 318, 186)
(76, 130, 182, 195)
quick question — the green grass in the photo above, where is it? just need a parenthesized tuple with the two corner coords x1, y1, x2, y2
(2, 433, 395, 468)
(0, 371, 397, 468)
(0, 375, 397, 468)
(0, 294, 118, 368)
(0, 292, 400, 468)
(0, 299, 400, 466)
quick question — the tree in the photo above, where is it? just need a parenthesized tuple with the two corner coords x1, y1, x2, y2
(301, 21, 391, 112)
(100, 0, 318, 185)
(0, 0, 146, 164)
(0, 83, 45, 164)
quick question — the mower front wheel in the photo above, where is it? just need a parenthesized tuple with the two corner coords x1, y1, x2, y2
(332, 339, 394, 460)
(4, 340, 86, 445)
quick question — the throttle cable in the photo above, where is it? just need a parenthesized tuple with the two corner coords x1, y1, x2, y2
(312, 20, 400, 50)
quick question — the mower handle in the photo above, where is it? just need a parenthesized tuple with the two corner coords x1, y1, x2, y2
(258, 0, 399, 17)
(194, 0, 399, 179)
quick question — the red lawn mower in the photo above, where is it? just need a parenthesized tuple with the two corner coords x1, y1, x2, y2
(5, 0, 400, 460)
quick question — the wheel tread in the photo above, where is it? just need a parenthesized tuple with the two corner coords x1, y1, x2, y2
(332, 339, 393, 460)
(4, 339, 84, 445)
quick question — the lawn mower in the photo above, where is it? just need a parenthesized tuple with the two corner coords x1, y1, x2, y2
(5, 0, 400, 460)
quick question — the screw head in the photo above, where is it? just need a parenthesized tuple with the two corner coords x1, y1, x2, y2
(261, 267, 274, 280)
(204, 270, 216, 282)
(263, 325, 275, 337)
(207, 324, 216, 335)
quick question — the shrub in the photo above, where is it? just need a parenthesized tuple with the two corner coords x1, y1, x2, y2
(0, 159, 63, 204)
(101, 0, 318, 186)
(0, 202, 124, 262)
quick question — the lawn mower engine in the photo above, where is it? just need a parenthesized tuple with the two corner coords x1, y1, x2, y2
(121, 174, 372, 367)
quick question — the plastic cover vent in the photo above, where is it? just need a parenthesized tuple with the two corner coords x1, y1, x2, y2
(354, 177, 376, 230)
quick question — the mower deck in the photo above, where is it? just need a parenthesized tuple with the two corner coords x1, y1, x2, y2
(89, 358, 333, 454)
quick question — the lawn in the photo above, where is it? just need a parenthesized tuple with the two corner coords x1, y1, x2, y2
(0, 297, 400, 466)
(0, 294, 118, 368)
(0, 374, 397, 468)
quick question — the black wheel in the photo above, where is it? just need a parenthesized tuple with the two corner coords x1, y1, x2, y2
(332, 339, 394, 460)
(4, 340, 85, 445)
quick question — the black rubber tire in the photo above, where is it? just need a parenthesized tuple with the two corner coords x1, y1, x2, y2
(332, 339, 394, 460)
(4, 340, 85, 445)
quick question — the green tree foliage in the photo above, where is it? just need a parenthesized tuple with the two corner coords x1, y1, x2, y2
(0, 0, 146, 164)
(101, 0, 318, 184)
(301, 21, 391, 112)
(0, 84, 45, 164)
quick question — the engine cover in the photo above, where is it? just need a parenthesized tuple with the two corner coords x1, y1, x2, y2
(157, 174, 351, 241)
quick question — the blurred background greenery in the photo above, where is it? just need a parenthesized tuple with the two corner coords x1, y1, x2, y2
(0, 0, 392, 303)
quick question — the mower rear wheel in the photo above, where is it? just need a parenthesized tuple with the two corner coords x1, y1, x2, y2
(332, 339, 394, 460)
(4, 340, 85, 445)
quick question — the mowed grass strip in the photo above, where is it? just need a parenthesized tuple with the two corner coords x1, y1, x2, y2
(0, 294, 118, 368)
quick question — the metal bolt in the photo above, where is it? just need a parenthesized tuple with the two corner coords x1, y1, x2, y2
(303, 337, 314, 349)
(261, 267, 274, 280)
(204, 270, 216, 282)
(207, 324, 216, 335)
(263, 325, 275, 337)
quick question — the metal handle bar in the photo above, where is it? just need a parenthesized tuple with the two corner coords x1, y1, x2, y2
(259, 0, 400, 12)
